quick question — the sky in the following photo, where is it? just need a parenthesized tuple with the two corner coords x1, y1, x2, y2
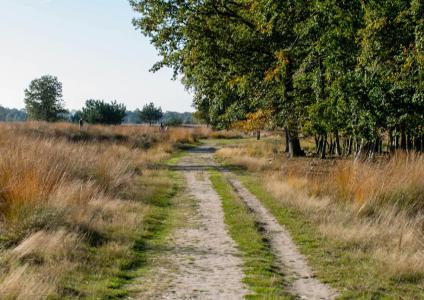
(0, 0, 194, 112)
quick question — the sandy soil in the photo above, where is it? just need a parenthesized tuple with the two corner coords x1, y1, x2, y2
(135, 149, 249, 300)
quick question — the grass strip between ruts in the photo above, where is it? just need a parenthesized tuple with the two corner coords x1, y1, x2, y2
(209, 169, 293, 300)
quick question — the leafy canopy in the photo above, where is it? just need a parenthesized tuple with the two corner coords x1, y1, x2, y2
(24, 75, 66, 122)
(138, 102, 163, 124)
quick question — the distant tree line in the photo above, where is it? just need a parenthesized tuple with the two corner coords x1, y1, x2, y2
(0, 106, 27, 122)
(131, 0, 424, 157)
(19, 75, 194, 126)
(123, 109, 195, 125)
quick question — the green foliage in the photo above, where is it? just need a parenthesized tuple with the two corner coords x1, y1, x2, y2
(131, 0, 424, 155)
(82, 99, 126, 125)
(138, 102, 163, 125)
(24, 75, 65, 122)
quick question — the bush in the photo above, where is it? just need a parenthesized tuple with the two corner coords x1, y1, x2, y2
(82, 100, 126, 125)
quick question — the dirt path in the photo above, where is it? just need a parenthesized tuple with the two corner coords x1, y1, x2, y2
(132, 146, 337, 299)
(134, 148, 248, 300)
(225, 176, 338, 300)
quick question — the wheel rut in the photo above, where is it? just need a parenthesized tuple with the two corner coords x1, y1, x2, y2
(222, 171, 339, 300)
(152, 149, 248, 300)
(132, 146, 338, 300)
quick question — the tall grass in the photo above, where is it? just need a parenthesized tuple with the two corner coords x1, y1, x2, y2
(0, 122, 196, 299)
(216, 138, 424, 282)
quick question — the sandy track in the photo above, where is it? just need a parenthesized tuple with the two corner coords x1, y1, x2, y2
(155, 151, 248, 300)
(132, 147, 337, 300)
(225, 174, 338, 300)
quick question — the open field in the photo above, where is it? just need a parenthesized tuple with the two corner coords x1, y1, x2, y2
(0, 122, 204, 299)
(0, 124, 423, 299)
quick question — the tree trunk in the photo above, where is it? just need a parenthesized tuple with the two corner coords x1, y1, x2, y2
(314, 135, 320, 154)
(335, 131, 341, 156)
(282, 56, 304, 158)
(421, 135, 424, 152)
(355, 139, 365, 161)
(371, 138, 380, 158)
(380, 139, 383, 154)
(407, 133, 413, 151)
(256, 130, 261, 141)
(347, 136, 353, 156)
(321, 134, 327, 159)
(414, 136, 419, 152)
(286, 128, 304, 158)
(395, 134, 399, 149)
(284, 129, 289, 153)
(401, 129, 407, 150)
(388, 130, 394, 153)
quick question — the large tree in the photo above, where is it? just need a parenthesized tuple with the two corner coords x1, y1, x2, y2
(24, 75, 65, 122)
(130, 0, 308, 156)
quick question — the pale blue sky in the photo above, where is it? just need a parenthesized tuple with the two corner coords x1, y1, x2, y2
(0, 0, 193, 112)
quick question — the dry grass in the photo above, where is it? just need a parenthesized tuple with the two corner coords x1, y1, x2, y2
(0, 121, 198, 299)
(209, 130, 244, 139)
(216, 138, 424, 281)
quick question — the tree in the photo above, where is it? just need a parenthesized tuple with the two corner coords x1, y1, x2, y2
(131, 0, 308, 156)
(138, 102, 163, 125)
(233, 110, 272, 140)
(81, 99, 126, 125)
(131, 0, 424, 157)
(24, 75, 65, 122)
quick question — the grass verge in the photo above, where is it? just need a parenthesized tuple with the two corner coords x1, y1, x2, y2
(122, 153, 186, 297)
(67, 153, 185, 299)
(209, 169, 292, 300)
(234, 171, 424, 299)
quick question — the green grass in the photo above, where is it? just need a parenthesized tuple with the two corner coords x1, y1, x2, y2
(209, 169, 292, 300)
(234, 171, 424, 299)
(121, 153, 185, 294)
(59, 153, 185, 299)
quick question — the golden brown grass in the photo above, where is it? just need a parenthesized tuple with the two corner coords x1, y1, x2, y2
(0, 121, 197, 299)
(216, 137, 424, 281)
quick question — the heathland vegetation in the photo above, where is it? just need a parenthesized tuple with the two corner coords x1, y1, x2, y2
(0, 122, 207, 299)
(215, 136, 424, 297)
